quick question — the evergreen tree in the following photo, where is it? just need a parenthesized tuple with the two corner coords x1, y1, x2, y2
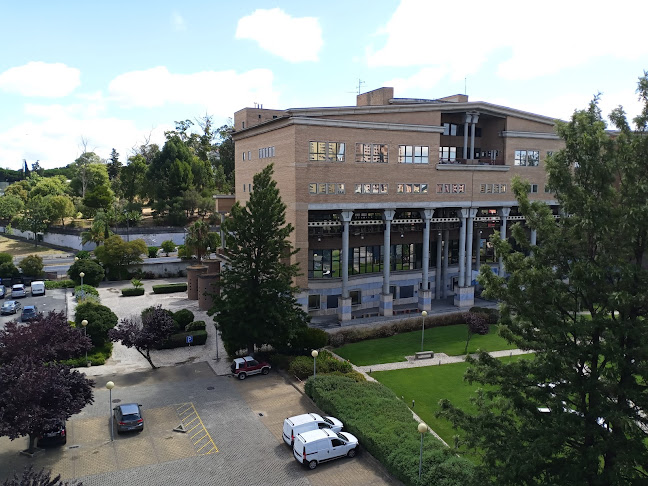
(107, 148, 122, 181)
(210, 164, 308, 355)
(439, 74, 648, 485)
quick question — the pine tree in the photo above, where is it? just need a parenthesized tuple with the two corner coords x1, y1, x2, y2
(107, 148, 122, 181)
(210, 164, 308, 355)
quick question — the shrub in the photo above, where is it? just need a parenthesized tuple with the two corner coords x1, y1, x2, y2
(305, 376, 475, 486)
(177, 244, 190, 259)
(152, 283, 187, 294)
(75, 284, 99, 297)
(288, 356, 313, 379)
(161, 240, 176, 256)
(131, 278, 143, 288)
(173, 309, 195, 329)
(158, 330, 208, 349)
(75, 250, 91, 260)
(122, 287, 145, 296)
(0, 252, 12, 265)
(294, 327, 329, 351)
(0, 261, 20, 278)
(18, 254, 44, 277)
(45, 279, 75, 289)
(148, 246, 159, 258)
(288, 350, 353, 379)
(75, 302, 118, 347)
(67, 258, 104, 286)
(185, 320, 206, 332)
(62, 342, 113, 367)
(265, 353, 296, 370)
(142, 306, 174, 321)
(469, 306, 500, 324)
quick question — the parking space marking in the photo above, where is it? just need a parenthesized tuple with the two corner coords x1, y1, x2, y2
(175, 402, 218, 455)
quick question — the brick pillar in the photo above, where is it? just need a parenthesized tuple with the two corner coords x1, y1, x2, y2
(187, 265, 208, 300)
(205, 259, 221, 274)
(198, 273, 220, 311)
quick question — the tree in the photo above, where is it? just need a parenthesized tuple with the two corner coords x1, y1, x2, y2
(463, 311, 489, 354)
(75, 302, 118, 347)
(209, 164, 308, 355)
(216, 123, 235, 192)
(107, 148, 122, 181)
(67, 258, 104, 286)
(70, 153, 102, 197)
(29, 176, 68, 198)
(0, 195, 24, 221)
(82, 184, 114, 214)
(108, 305, 175, 369)
(0, 262, 20, 278)
(16, 195, 51, 247)
(46, 194, 75, 226)
(2, 466, 83, 486)
(438, 75, 648, 485)
(18, 254, 43, 277)
(184, 220, 219, 263)
(4, 180, 31, 202)
(93, 235, 146, 280)
(161, 240, 176, 256)
(119, 155, 147, 203)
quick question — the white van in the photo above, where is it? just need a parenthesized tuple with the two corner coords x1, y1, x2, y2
(31, 281, 45, 296)
(292, 428, 358, 469)
(282, 413, 343, 446)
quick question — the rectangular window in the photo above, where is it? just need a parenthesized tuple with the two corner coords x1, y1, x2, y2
(515, 150, 540, 166)
(355, 143, 388, 163)
(337, 183, 345, 194)
(529, 184, 538, 193)
(242, 152, 246, 161)
(309, 141, 345, 162)
(308, 295, 321, 310)
(443, 123, 458, 136)
(544, 184, 554, 193)
(350, 290, 361, 306)
(248, 151, 251, 160)
(398, 145, 429, 164)
(439, 146, 457, 162)
(309, 183, 317, 194)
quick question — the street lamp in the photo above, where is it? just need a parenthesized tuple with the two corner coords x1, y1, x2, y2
(418, 422, 428, 480)
(79, 271, 85, 288)
(420, 310, 428, 352)
(106, 381, 115, 441)
(311, 350, 319, 377)
(81, 319, 89, 366)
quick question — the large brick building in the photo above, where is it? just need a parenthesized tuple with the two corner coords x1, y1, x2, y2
(232, 87, 563, 322)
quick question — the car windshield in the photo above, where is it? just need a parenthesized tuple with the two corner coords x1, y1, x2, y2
(323, 417, 333, 425)
(121, 413, 140, 421)
(336, 432, 348, 442)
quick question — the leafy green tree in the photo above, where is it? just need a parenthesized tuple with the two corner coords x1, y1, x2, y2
(46, 194, 75, 226)
(184, 220, 219, 263)
(18, 254, 43, 277)
(75, 302, 118, 347)
(107, 148, 122, 181)
(67, 258, 104, 286)
(216, 123, 235, 191)
(16, 195, 51, 247)
(4, 180, 31, 202)
(29, 176, 68, 198)
(70, 152, 102, 197)
(0, 195, 24, 221)
(439, 76, 648, 485)
(161, 240, 176, 256)
(0, 262, 19, 278)
(94, 235, 146, 280)
(119, 155, 148, 203)
(209, 164, 308, 355)
(0, 253, 12, 265)
(82, 184, 114, 214)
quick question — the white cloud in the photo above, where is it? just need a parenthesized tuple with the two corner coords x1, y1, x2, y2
(172, 12, 186, 31)
(0, 61, 80, 97)
(368, 0, 648, 81)
(383, 67, 449, 95)
(235, 8, 322, 62)
(107, 66, 280, 117)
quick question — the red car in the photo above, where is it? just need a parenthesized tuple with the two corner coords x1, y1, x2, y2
(230, 356, 271, 380)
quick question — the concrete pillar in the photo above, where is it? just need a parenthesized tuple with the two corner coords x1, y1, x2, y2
(463, 114, 470, 160)
(499, 207, 511, 277)
(380, 209, 396, 316)
(470, 114, 479, 160)
(475, 230, 482, 272)
(435, 231, 442, 300)
(442, 229, 449, 298)
(418, 209, 433, 312)
(457, 209, 468, 287)
(338, 210, 354, 323)
(187, 265, 208, 300)
(466, 208, 478, 286)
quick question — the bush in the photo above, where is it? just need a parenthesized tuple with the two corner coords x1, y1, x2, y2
(75, 284, 99, 297)
(265, 353, 296, 370)
(173, 309, 195, 329)
(0, 252, 12, 265)
(152, 283, 187, 294)
(288, 350, 353, 379)
(148, 246, 159, 258)
(122, 287, 145, 296)
(75, 250, 91, 260)
(68, 258, 104, 286)
(131, 278, 143, 288)
(161, 240, 176, 256)
(292, 327, 329, 351)
(305, 376, 475, 486)
(185, 320, 206, 332)
(0, 261, 20, 278)
(18, 254, 44, 277)
(75, 302, 118, 347)
(158, 330, 207, 349)
(469, 306, 500, 324)
(62, 342, 113, 367)
(45, 279, 75, 289)
(288, 356, 313, 379)
(177, 244, 190, 259)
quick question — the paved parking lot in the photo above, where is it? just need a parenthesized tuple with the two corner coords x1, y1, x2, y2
(0, 288, 68, 327)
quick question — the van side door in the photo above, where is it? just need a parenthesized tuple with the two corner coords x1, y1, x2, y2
(328, 438, 346, 459)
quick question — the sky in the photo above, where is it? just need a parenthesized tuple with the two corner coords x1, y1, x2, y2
(1, 0, 646, 170)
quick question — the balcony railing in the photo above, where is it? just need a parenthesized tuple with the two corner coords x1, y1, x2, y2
(438, 157, 505, 166)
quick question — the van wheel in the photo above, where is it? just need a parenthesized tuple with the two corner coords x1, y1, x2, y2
(262, 367, 270, 375)
(238, 372, 247, 380)
(308, 460, 317, 470)
(347, 448, 357, 458)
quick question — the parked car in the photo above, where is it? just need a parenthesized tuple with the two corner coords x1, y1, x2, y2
(21, 305, 39, 322)
(38, 421, 67, 446)
(11, 284, 26, 298)
(0, 285, 6, 298)
(230, 356, 271, 380)
(293, 428, 359, 470)
(1, 300, 22, 315)
(31, 280, 45, 296)
(113, 403, 144, 434)
(283, 413, 344, 447)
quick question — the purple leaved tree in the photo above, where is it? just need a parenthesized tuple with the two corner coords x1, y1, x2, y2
(108, 305, 175, 369)
(464, 312, 490, 355)
(0, 359, 94, 454)
(2, 465, 83, 486)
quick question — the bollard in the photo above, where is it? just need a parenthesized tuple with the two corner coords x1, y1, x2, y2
(412, 399, 415, 408)
(369, 368, 372, 374)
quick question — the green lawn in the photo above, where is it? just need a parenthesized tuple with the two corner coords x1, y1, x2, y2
(334, 324, 517, 366)
(373, 354, 534, 445)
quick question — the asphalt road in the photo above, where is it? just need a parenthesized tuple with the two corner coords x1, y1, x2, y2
(0, 288, 69, 327)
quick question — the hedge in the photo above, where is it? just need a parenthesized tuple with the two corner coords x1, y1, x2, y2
(289, 349, 353, 380)
(62, 342, 113, 367)
(45, 280, 75, 289)
(121, 287, 145, 296)
(185, 320, 206, 332)
(328, 312, 467, 347)
(158, 330, 208, 349)
(469, 306, 500, 324)
(173, 309, 195, 329)
(305, 375, 475, 486)
(152, 283, 187, 294)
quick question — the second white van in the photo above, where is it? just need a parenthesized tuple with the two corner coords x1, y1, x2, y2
(282, 413, 343, 446)
(31, 281, 45, 296)
(292, 428, 359, 469)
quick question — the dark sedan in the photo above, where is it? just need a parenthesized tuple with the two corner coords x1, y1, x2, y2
(113, 403, 144, 434)
(38, 421, 67, 446)
(1, 300, 22, 315)
(21, 305, 39, 322)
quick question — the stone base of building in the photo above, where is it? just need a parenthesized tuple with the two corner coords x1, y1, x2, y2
(417, 290, 432, 312)
(379, 293, 393, 316)
(453, 285, 475, 308)
(337, 297, 352, 323)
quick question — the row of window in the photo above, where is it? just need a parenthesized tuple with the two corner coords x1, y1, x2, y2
(442, 123, 482, 137)
(436, 183, 466, 194)
(305, 182, 554, 195)
(397, 183, 429, 194)
(259, 146, 275, 159)
(309, 183, 346, 195)
(514, 150, 539, 166)
(354, 183, 389, 194)
(480, 183, 507, 194)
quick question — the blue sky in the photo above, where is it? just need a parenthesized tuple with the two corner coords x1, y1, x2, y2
(1, 0, 646, 169)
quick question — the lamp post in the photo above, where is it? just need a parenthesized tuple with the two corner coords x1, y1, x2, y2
(311, 350, 318, 377)
(81, 319, 89, 366)
(418, 422, 428, 480)
(106, 381, 115, 441)
(420, 310, 428, 352)
(79, 271, 85, 288)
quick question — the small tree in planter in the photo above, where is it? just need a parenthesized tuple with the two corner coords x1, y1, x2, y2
(161, 240, 176, 256)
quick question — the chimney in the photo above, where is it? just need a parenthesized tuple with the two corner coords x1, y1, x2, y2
(357, 87, 394, 106)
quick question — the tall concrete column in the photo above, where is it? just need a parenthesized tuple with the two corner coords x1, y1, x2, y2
(381, 210, 396, 316)
(475, 230, 482, 272)
(499, 207, 511, 277)
(465, 208, 478, 286)
(457, 209, 469, 287)
(435, 231, 442, 300)
(463, 114, 470, 160)
(470, 114, 479, 160)
(442, 229, 449, 298)
(418, 209, 433, 311)
(338, 210, 354, 323)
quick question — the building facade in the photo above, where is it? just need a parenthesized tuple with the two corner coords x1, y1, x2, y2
(232, 87, 563, 322)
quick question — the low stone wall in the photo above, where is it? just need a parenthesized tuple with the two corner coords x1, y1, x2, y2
(127, 258, 191, 278)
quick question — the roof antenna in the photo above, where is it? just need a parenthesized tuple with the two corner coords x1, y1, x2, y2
(357, 79, 365, 95)
(464, 78, 467, 96)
